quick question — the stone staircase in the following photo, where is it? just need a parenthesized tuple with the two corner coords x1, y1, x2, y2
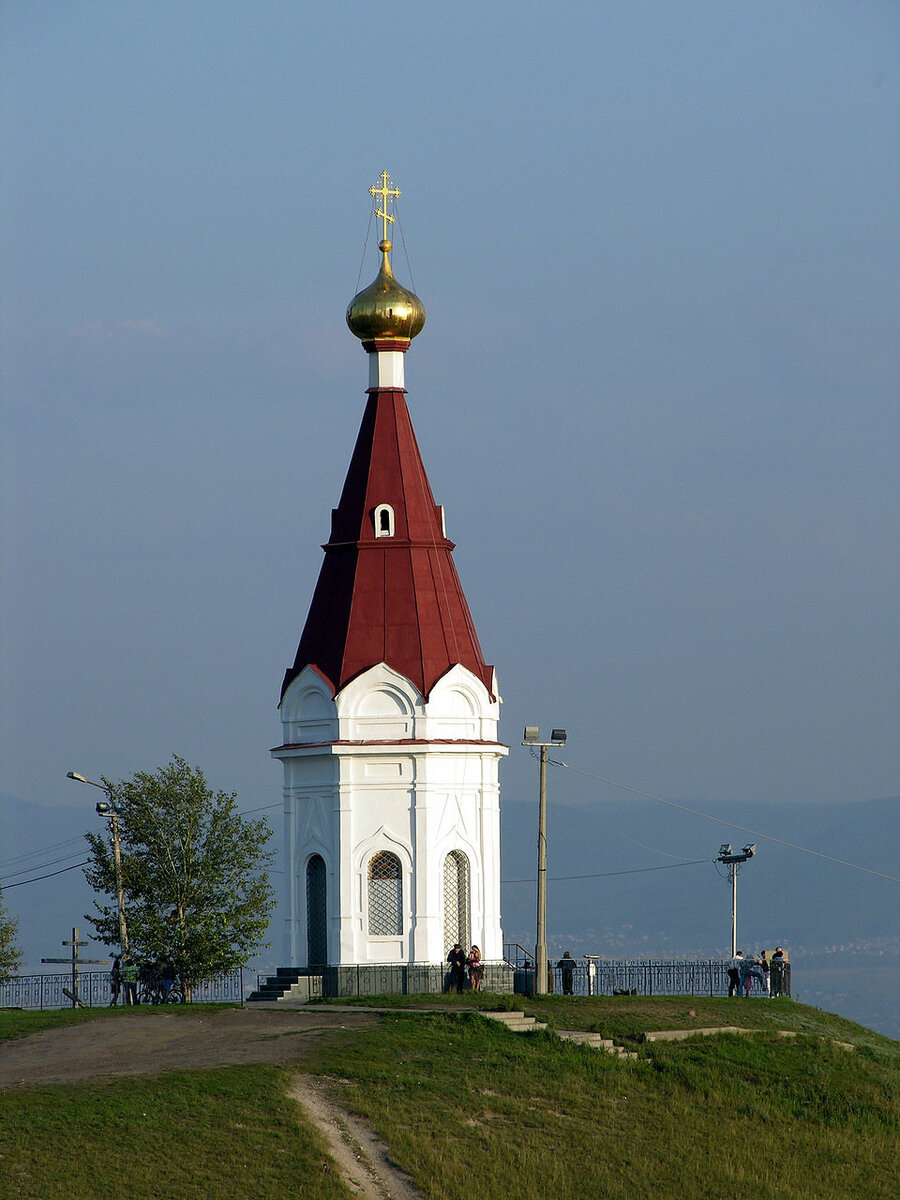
(556, 1029, 638, 1059)
(246, 967, 307, 1002)
(482, 1011, 637, 1059)
(482, 1010, 549, 1034)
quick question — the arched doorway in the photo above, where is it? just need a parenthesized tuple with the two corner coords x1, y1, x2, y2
(306, 854, 327, 966)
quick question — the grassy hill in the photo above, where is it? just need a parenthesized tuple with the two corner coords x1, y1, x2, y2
(2, 996, 898, 1200)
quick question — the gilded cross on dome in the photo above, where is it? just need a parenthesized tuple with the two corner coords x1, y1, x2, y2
(369, 171, 400, 242)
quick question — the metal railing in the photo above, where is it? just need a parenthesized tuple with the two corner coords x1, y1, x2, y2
(543, 958, 790, 998)
(248, 954, 792, 1003)
(502, 948, 791, 999)
(253, 961, 517, 1000)
(0, 969, 246, 1010)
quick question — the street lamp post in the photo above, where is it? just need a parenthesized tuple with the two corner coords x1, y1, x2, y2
(522, 726, 567, 996)
(715, 843, 756, 956)
(67, 771, 129, 953)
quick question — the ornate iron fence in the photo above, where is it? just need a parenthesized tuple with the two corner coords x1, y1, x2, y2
(0, 968, 245, 1010)
(547, 958, 790, 998)
(502, 947, 790, 998)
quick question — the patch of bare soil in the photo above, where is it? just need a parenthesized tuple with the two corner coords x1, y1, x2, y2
(289, 1075, 424, 1200)
(0, 1005, 423, 1197)
(0, 1005, 375, 1089)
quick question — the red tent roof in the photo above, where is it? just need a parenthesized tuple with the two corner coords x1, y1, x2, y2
(281, 387, 494, 702)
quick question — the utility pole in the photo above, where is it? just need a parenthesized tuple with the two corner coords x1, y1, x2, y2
(67, 771, 129, 952)
(716, 843, 756, 956)
(522, 726, 567, 995)
(42, 926, 109, 1008)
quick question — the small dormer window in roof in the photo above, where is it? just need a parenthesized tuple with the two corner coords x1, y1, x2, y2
(374, 503, 395, 538)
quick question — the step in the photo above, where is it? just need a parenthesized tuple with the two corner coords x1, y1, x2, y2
(482, 1011, 548, 1033)
(557, 1029, 638, 1059)
(642, 1025, 750, 1042)
(557, 1030, 616, 1050)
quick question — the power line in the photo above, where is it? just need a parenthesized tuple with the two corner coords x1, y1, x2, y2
(549, 757, 900, 885)
(2, 851, 89, 880)
(503, 858, 711, 885)
(1, 803, 279, 878)
(0, 836, 86, 869)
(2, 861, 90, 889)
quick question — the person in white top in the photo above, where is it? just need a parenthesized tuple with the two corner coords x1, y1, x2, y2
(727, 950, 743, 997)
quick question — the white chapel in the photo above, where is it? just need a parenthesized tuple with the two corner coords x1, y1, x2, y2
(270, 175, 507, 979)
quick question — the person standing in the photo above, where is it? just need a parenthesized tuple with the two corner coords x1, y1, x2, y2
(158, 957, 176, 1001)
(727, 950, 743, 997)
(447, 943, 466, 994)
(466, 945, 484, 992)
(742, 960, 753, 996)
(121, 955, 139, 1005)
(771, 947, 786, 997)
(109, 954, 122, 1006)
(556, 951, 576, 995)
(759, 950, 770, 996)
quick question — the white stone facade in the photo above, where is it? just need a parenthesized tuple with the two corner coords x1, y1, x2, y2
(273, 661, 507, 967)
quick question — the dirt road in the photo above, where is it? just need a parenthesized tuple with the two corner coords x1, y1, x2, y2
(0, 1005, 424, 1199)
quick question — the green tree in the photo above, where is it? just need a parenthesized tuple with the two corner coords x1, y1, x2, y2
(0, 891, 23, 985)
(83, 755, 275, 993)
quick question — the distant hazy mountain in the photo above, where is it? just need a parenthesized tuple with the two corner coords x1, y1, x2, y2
(3, 791, 897, 1038)
(499, 794, 900, 1038)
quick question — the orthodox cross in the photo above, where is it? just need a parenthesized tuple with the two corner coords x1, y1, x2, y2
(42, 925, 109, 1008)
(369, 171, 400, 242)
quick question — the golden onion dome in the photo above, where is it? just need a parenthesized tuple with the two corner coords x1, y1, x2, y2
(346, 240, 426, 342)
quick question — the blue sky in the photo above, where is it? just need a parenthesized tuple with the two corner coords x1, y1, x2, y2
(2, 2, 898, 963)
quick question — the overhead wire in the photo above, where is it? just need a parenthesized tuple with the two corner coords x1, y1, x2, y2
(2, 850, 90, 880)
(525, 745, 692, 863)
(392, 199, 418, 295)
(1, 801, 283, 892)
(546, 755, 900, 884)
(2, 861, 90, 889)
(503, 858, 711, 885)
(0, 835, 86, 868)
(354, 201, 375, 293)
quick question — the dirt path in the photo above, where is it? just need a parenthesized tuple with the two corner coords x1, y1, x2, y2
(289, 1074, 424, 1200)
(0, 1005, 424, 1197)
(0, 1005, 376, 1088)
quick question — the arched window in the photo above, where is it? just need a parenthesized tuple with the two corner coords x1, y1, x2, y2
(306, 854, 327, 966)
(374, 503, 395, 538)
(443, 850, 471, 954)
(368, 851, 402, 935)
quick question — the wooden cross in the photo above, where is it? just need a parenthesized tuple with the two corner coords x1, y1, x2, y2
(369, 171, 400, 242)
(42, 925, 109, 1008)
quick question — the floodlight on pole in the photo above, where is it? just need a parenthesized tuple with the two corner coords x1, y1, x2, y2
(522, 725, 567, 996)
(715, 841, 756, 956)
(67, 771, 129, 953)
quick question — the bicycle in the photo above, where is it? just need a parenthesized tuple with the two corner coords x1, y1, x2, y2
(137, 961, 185, 1004)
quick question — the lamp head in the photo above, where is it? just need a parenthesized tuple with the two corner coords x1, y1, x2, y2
(523, 725, 540, 742)
(550, 728, 567, 745)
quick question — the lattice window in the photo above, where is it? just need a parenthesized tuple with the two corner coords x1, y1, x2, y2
(306, 854, 327, 966)
(368, 851, 402, 936)
(443, 850, 471, 954)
